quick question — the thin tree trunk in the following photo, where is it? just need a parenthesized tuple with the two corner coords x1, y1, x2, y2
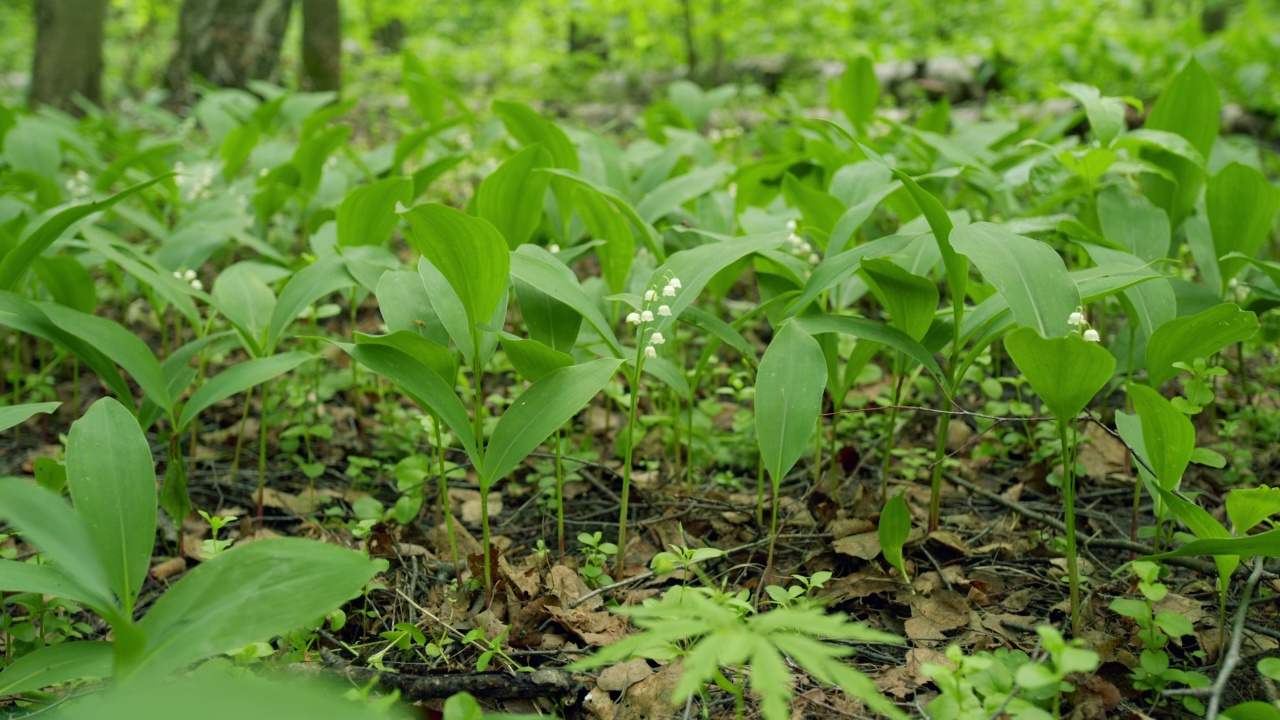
(166, 0, 295, 108)
(30, 0, 109, 114)
(302, 0, 341, 92)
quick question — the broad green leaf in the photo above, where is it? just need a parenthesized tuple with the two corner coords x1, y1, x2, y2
(575, 186, 635, 294)
(375, 269, 450, 347)
(791, 315, 945, 385)
(836, 55, 879, 129)
(476, 144, 552, 249)
(211, 263, 277, 356)
(1145, 304, 1258, 387)
(333, 341, 479, 469)
(1060, 83, 1125, 147)
(492, 101, 578, 172)
(513, 271, 583, 354)
(1096, 184, 1170, 263)
(1127, 384, 1193, 489)
(401, 204, 510, 345)
(500, 336, 574, 384)
(266, 254, 355, 351)
(1138, 59, 1219, 228)
(509, 249, 623, 357)
(679, 305, 757, 363)
(756, 322, 826, 485)
(37, 301, 172, 415)
(1207, 163, 1280, 290)
(632, 354, 691, 397)
(1226, 486, 1280, 536)
(0, 480, 116, 612)
(177, 352, 312, 430)
(541, 168, 663, 260)
(0, 292, 133, 406)
(355, 331, 456, 386)
(782, 174, 845, 241)
(861, 258, 938, 341)
(0, 401, 60, 432)
(0, 560, 106, 608)
(784, 233, 919, 316)
(0, 641, 113, 696)
(46, 672, 412, 720)
(1004, 327, 1115, 424)
(1220, 702, 1280, 720)
(1083, 247, 1175, 337)
(131, 538, 379, 679)
(291, 125, 350, 201)
(952, 223, 1079, 339)
(637, 165, 733, 225)
(336, 177, 412, 247)
(482, 358, 624, 486)
(1147, 483, 1236, 581)
(3, 116, 60, 178)
(1145, 529, 1280, 562)
(647, 231, 788, 337)
(879, 493, 911, 584)
(403, 52, 446, 124)
(67, 398, 157, 611)
(0, 174, 172, 291)
(33, 255, 96, 313)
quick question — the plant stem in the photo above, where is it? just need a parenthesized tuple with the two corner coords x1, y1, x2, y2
(1060, 419, 1081, 636)
(256, 381, 269, 520)
(434, 413, 460, 584)
(230, 384, 255, 477)
(615, 362, 641, 579)
(928, 410, 952, 531)
(555, 426, 565, 564)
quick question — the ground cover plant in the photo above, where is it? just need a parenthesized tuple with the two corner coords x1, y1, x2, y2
(3, 2, 1280, 718)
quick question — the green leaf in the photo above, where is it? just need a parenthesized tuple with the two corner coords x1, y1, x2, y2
(332, 341, 479, 470)
(1138, 59, 1219, 228)
(492, 101, 579, 172)
(879, 493, 912, 584)
(476, 144, 552, 249)
(782, 174, 845, 241)
(861, 258, 938, 341)
(789, 315, 945, 386)
(354, 331, 456, 388)
(678, 305, 757, 363)
(836, 55, 880, 129)
(336, 177, 412, 248)
(401, 204, 510, 345)
(0, 293, 132, 404)
(575, 185, 635, 294)
(67, 398, 157, 611)
(211, 263, 277, 356)
(0, 641, 113, 696)
(1207, 163, 1280, 290)
(500, 336, 574, 384)
(647, 231, 788, 337)
(403, 52, 446, 124)
(481, 358, 624, 487)
(131, 538, 378, 679)
(1096, 184, 1170, 263)
(0, 480, 116, 613)
(375, 269, 451, 347)
(756, 322, 826, 485)
(1128, 384, 1194, 490)
(36, 301, 172, 415)
(1060, 83, 1125, 147)
(0, 174, 172, 292)
(509, 248, 623, 357)
(177, 352, 312, 430)
(1226, 486, 1280, 536)
(0, 560, 107, 608)
(266, 254, 355, 351)
(1145, 529, 1280, 562)
(33, 255, 96, 313)
(1147, 483, 1238, 584)
(1145, 304, 1258, 387)
(1083, 246, 1175, 338)
(637, 165, 733, 225)
(1221, 702, 1280, 720)
(1004, 327, 1115, 424)
(952, 223, 1079, 338)
(512, 261, 583, 354)
(0, 401, 60, 432)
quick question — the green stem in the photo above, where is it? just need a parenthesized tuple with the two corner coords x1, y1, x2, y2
(1060, 419, 1081, 637)
(231, 384, 255, 477)
(555, 427, 565, 563)
(434, 414, 460, 584)
(256, 382, 269, 520)
(756, 451, 765, 526)
(881, 369, 906, 504)
(616, 361, 642, 579)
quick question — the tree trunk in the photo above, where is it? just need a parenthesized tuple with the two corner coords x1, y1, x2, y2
(30, 0, 109, 115)
(301, 0, 341, 92)
(166, 0, 295, 108)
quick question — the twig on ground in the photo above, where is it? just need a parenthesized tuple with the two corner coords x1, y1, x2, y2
(315, 648, 589, 700)
(1205, 558, 1266, 720)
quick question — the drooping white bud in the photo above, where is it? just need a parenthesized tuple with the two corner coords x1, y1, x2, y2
(1083, 328, 1100, 342)
(650, 332, 665, 345)
(640, 310, 654, 322)
(626, 312, 641, 325)
(657, 305, 671, 316)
